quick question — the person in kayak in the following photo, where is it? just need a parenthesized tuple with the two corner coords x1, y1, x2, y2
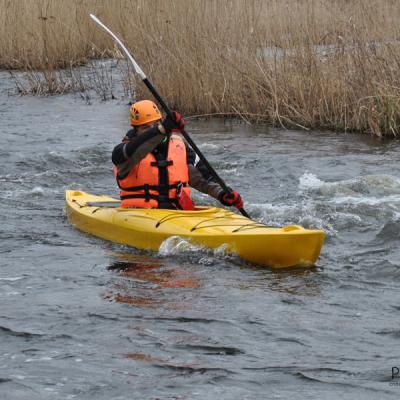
(112, 100, 244, 210)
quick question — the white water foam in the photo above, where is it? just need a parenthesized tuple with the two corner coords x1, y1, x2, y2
(299, 172, 400, 198)
(31, 186, 45, 196)
(294, 172, 400, 231)
(298, 172, 400, 213)
(298, 172, 325, 191)
(158, 236, 234, 264)
(0, 277, 24, 282)
(159, 236, 204, 256)
(1, 186, 60, 199)
(249, 201, 337, 235)
(329, 194, 400, 207)
(220, 168, 240, 176)
(198, 143, 222, 151)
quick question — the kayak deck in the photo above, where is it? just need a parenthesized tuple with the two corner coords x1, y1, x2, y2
(65, 190, 325, 268)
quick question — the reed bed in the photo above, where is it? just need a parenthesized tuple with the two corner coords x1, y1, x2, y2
(1, 0, 400, 136)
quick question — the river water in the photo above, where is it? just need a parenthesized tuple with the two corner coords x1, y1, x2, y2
(1, 69, 400, 399)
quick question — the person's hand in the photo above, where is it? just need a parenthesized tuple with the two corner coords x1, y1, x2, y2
(161, 111, 185, 133)
(219, 189, 244, 209)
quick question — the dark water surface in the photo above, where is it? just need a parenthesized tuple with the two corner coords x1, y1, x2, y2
(1, 70, 400, 399)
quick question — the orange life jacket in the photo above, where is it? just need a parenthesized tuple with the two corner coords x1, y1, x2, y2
(115, 134, 192, 209)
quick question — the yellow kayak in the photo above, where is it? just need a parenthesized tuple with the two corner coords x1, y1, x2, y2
(65, 190, 325, 268)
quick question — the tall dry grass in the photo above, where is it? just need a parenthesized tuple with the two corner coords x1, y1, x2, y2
(1, 0, 400, 136)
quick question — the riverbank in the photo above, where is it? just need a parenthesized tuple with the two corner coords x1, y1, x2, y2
(2, 0, 400, 136)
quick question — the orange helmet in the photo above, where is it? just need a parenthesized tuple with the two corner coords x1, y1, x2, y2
(130, 100, 162, 126)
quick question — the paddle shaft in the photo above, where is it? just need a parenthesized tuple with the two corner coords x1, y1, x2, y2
(90, 14, 250, 218)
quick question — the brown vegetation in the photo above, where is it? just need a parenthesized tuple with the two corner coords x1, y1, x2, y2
(1, 0, 400, 136)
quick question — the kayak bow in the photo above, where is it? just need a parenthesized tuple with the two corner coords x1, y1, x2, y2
(65, 190, 325, 268)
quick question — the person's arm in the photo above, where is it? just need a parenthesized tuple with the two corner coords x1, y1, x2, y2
(186, 143, 244, 209)
(188, 164, 223, 199)
(112, 126, 165, 179)
(185, 144, 223, 199)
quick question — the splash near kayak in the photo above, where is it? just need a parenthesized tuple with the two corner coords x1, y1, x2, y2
(65, 190, 324, 268)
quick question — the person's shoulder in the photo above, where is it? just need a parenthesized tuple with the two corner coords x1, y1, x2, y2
(126, 128, 137, 139)
(120, 128, 137, 143)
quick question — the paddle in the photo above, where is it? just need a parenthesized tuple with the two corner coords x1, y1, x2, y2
(89, 14, 250, 218)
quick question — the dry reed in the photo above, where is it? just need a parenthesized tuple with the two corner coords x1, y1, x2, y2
(1, 0, 400, 136)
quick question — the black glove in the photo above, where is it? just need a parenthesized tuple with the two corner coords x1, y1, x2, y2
(161, 111, 185, 133)
(218, 189, 244, 209)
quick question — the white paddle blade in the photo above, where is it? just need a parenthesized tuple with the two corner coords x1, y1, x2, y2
(89, 14, 147, 80)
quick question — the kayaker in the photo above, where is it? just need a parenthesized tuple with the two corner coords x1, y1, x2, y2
(112, 100, 244, 210)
